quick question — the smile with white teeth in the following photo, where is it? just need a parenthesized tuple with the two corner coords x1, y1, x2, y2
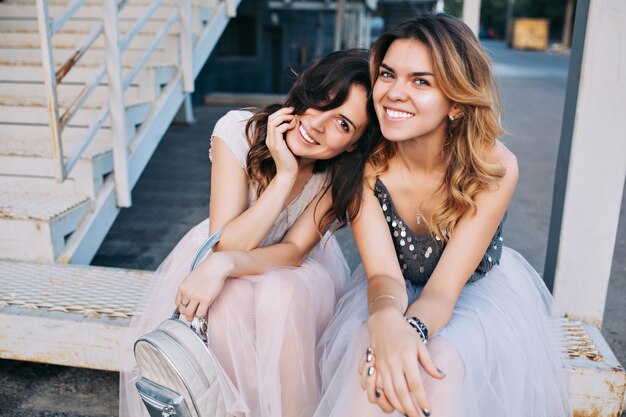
(385, 107, 414, 119)
(298, 123, 319, 145)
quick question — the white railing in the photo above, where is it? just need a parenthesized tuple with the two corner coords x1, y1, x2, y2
(35, 0, 195, 207)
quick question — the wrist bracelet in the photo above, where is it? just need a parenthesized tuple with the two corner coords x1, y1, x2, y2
(404, 316, 429, 344)
(368, 294, 402, 313)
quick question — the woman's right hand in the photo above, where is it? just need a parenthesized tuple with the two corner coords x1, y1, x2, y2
(175, 251, 235, 322)
(362, 307, 444, 417)
(266, 107, 298, 180)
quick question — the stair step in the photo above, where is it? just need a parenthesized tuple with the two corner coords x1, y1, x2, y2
(0, 3, 180, 21)
(0, 101, 151, 128)
(0, 124, 112, 160)
(0, 191, 91, 261)
(0, 30, 180, 49)
(0, 46, 173, 68)
(0, 81, 143, 108)
(0, 259, 154, 371)
(0, 17, 188, 35)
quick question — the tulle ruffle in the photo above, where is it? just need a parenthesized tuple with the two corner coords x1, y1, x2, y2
(120, 218, 351, 417)
(314, 247, 572, 417)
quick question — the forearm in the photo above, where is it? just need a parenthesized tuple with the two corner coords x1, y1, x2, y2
(215, 173, 295, 251)
(405, 288, 456, 338)
(202, 242, 306, 280)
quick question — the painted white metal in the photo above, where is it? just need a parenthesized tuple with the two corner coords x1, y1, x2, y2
(51, 0, 88, 33)
(0, 260, 153, 371)
(192, 0, 239, 77)
(55, 23, 103, 84)
(123, 11, 179, 90)
(102, 0, 131, 208)
(462, 0, 481, 36)
(35, 0, 66, 182)
(119, 0, 165, 51)
(59, 66, 107, 127)
(179, 0, 195, 93)
(562, 321, 626, 416)
(552, 0, 626, 327)
(225, 0, 237, 17)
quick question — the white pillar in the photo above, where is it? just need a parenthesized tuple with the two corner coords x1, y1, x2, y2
(462, 0, 481, 36)
(548, 0, 626, 328)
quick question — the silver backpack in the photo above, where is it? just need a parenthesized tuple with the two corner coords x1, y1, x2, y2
(134, 230, 230, 417)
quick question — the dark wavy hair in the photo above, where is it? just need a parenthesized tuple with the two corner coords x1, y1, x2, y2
(245, 48, 379, 233)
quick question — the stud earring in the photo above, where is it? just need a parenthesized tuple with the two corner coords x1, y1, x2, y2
(448, 114, 455, 121)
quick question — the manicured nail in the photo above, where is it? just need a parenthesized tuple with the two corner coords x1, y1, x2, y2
(422, 409, 431, 416)
(375, 388, 381, 398)
(366, 352, 373, 362)
(367, 366, 375, 376)
(437, 368, 446, 377)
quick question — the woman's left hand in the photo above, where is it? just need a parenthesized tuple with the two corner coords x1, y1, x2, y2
(360, 309, 444, 417)
(175, 252, 234, 321)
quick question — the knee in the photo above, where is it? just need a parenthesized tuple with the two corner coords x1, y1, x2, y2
(426, 336, 465, 380)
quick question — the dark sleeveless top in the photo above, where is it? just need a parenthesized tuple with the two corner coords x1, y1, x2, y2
(375, 179, 505, 286)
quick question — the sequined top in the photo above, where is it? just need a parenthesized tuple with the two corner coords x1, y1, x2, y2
(375, 179, 505, 286)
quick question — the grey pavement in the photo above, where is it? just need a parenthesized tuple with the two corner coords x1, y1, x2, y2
(1, 40, 624, 416)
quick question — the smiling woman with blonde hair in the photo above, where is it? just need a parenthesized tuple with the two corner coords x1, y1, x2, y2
(314, 14, 570, 417)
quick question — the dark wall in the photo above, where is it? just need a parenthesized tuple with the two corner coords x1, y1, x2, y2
(193, 0, 337, 101)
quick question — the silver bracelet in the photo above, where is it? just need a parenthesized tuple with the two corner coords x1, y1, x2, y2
(368, 294, 402, 313)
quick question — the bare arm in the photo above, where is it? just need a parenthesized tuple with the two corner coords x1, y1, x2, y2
(357, 145, 518, 417)
(209, 108, 299, 251)
(177, 189, 333, 321)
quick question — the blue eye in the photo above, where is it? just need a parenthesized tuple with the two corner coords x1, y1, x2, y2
(414, 78, 430, 86)
(379, 70, 393, 79)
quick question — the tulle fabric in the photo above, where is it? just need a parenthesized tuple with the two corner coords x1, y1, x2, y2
(314, 247, 572, 417)
(120, 218, 351, 417)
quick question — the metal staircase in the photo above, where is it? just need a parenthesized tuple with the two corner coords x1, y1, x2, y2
(0, 0, 239, 370)
(0, 0, 238, 263)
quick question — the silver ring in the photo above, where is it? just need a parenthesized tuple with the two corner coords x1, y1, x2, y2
(181, 300, 190, 308)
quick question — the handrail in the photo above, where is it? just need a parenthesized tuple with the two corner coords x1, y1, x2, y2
(56, 23, 103, 84)
(51, 0, 88, 34)
(124, 10, 179, 90)
(119, 0, 166, 51)
(59, 65, 106, 129)
(36, 0, 207, 198)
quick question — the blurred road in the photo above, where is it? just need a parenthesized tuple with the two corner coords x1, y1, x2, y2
(0, 40, 623, 416)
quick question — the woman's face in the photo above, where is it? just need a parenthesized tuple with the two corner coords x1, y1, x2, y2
(284, 84, 369, 161)
(373, 38, 453, 143)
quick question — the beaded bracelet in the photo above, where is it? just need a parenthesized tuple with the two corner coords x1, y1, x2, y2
(404, 316, 429, 344)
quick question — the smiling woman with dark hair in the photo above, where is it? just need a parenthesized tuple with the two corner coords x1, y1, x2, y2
(120, 48, 378, 417)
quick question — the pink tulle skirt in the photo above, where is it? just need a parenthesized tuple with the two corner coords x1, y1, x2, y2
(314, 247, 572, 417)
(120, 218, 351, 417)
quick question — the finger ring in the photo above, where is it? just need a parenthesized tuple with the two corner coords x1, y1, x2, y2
(367, 366, 375, 376)
(181, 300, 190, 308)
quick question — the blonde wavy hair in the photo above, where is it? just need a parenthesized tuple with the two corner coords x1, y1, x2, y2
(369, 13, 505, 242)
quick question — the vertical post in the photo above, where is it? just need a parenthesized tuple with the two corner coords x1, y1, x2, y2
(102, 0, 131, 207)
(225, 0, 237, 18)
(561, 0, 575, 48)
(334, 0, 345, 51)
(462, 0, 481, 36)
(179, 0, 194, 93)
(546, 0, 626, 327)
(36, 0, 66, 182)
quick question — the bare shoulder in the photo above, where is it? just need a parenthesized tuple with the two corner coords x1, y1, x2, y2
(490, 140, 518, 179)
(364, 162, 379, 189)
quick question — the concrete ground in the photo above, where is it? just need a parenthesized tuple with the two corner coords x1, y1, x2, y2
(0, 40, 624, 416)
